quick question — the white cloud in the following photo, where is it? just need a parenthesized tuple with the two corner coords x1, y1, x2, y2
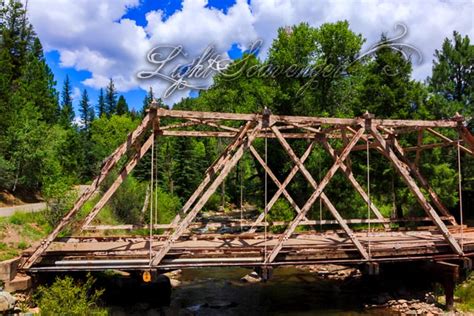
(71, 87, 81, 101)
(27, 0, 474, 105)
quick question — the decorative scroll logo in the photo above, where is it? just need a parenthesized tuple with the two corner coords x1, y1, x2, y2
(137, 23, 422, 98)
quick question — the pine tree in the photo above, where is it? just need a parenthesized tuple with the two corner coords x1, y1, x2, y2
(105, 78, 117, 116)
(116, 95, 129, 115)
(141, 86, 154, 116)
(97, 88, 106, 117)
(60, 75, 74, 126)
(428, 31, 473, 120)
(0, 0, 59, 129)
(356, 34, 426, 118)
(79, 89, 94, 130)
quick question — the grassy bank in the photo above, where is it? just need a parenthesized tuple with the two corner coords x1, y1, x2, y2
(455, 272, 474, 312)
(0, 211, 51, 261)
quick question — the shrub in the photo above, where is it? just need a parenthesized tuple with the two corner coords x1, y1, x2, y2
(204, 193, 225, 211)
(17, 241, 29, 250)
(35, 274, 106, 316)
(152, 188, 182, 224)
(455, 273, 474, 311)
(43, 183, 77, 227)
(268, 199, 294, 233)
(109, 175, 147, 225)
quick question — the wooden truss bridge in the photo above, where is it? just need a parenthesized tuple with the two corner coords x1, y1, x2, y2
(18, 103, 474, 277)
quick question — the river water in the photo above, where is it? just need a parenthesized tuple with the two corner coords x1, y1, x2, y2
(103, 266, 414, 315)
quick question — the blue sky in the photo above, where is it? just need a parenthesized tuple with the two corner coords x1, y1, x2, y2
(29, 0, 473, 117)
(43, 0, 244, 114)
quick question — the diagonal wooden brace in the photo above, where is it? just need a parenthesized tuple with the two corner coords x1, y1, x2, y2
(21, 110, 156, 269)
(320, 136, 389, 229)
(347, 126, 456, 225)
(248, 141, 315, 233)
(370, 127, 463, 256)
(248, 145, 309, 221)
(387, 134, 457, 225)
(79, 134, 155, 230)
(266, 126, 369, 263)
(150, 122, 262, 266)
(163, 121, 254, 235)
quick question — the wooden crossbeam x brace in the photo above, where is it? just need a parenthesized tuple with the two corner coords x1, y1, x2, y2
(79, 134, 155, 230)
(150, 122, 263, 266)
(265, 125, 369, 263)
(162, 121, 255, 236)
(248, 141, 316, 233)
(347, 126, 456, 225)
(319, 136, 389, 229)
(21, 109, 157, 269)
(386, 132, 457, 225)
(370, 127, 463, 256)
(426, 128, 473, 155)
(248, 145, 310, 222)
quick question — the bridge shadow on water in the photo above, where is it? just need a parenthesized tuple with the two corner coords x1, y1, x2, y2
(35, 263, 441, 315)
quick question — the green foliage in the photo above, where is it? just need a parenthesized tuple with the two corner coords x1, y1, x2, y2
(116, 95, 129, 115)
(455, 273, 474, 311)
(35, 274, 107, 316)
(105, 78, 117, 117)
(172, 137, 208, 200)
(356, 34, 427, 118)
(60, 75, 74, 127)
(17, 240, 28, 250)
(268, 199, 294, 222)
(79, 89, 95, 130)
(429, 31, 473, 120)
(204, 193, 224, 212)
(0, 0, 471, 236)
(141, 86, 154, 115)
(108, 175, 147, 225)
(152, 188, 182, 223)
(268, 199, 294, 233)
(43, 184, 77, 227)
(90, 114, 140, 165)
(97, 88, 106, 117)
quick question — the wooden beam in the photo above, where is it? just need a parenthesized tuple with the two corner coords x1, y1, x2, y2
(21, 109, 156, 269)
(426, 128, 473, 155)
(150, 122, 262, 266)
(79, 134, 155, 230)
(159, 121, 199, 130)
(156, 108, 459, 128)
(266, 126, 369, 263)
(248, 145, 309, 221)
(386, 133, 457, 225)
(248, 141, 315, 233)
(320, 137, 389, 229)
(160, 130, 323, 139)
(370, 127, 463, 255)
(415, 129, 424, 167)
(459, 125, 474, 152)
(82, 215, 457, 231)
(164, 121, 255, 235)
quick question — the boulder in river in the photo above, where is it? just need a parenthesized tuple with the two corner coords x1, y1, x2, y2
(240, 271, 261, 283)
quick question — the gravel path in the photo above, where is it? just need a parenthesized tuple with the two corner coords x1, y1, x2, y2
(0, 185, 90, 217)
(0, 202, 46, 217)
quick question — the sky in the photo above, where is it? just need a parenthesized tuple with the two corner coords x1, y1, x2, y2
(25, 0, 473, 115)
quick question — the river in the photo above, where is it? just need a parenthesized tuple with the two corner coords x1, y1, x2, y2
(102, 266, 427, 315)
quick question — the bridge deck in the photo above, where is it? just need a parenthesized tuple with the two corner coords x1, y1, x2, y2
(23, 228, 474, 272)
